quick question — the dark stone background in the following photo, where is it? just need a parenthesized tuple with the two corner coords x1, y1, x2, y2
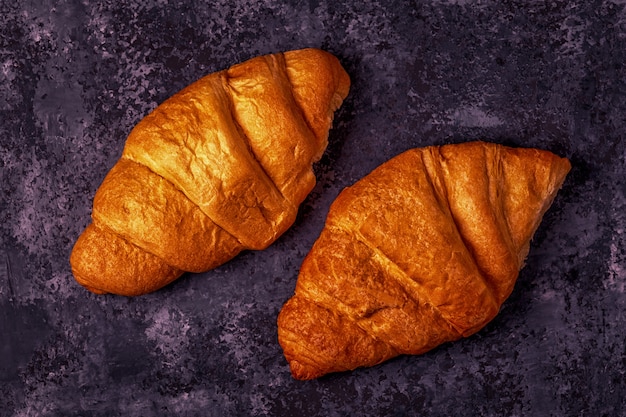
(1, 0, 625, 416)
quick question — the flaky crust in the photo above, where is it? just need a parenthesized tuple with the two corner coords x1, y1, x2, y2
(70, 48, 350, 296)
(277, 141, 571, 380)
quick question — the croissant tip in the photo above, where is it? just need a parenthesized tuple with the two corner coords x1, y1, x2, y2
(288, 360, 325, 381)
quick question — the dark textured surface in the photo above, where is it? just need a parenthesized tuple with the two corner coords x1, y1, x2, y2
(1, 0, 625, 415)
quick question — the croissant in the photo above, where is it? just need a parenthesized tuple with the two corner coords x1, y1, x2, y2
(277, 141, 571, 380)
(70, 48, 350, 296)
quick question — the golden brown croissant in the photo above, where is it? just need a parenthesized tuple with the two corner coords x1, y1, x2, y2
(70, 48, 350, 296)
(277, 141, 571, 380)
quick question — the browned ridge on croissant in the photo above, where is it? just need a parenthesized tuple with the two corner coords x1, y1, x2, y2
(70, 48, 350, 296)
(277, 141, 571, 380)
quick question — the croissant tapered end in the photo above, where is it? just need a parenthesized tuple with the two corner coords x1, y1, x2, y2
(283, 48, 351, 157)
(277, 141, 571, 379)
(70, 223, 184, 296)
(278, 296, 398, 380)
(70, 48, 350, 296)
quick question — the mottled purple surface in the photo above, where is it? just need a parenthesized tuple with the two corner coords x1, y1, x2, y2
(1, 0, 625, 416)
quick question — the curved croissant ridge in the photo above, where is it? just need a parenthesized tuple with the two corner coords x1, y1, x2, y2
(70, 48, 350, 296)
(277, 141, 571, 380)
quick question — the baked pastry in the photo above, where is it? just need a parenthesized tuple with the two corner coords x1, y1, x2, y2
(70, 48, 350, 296)
(277, 141, 571, 380)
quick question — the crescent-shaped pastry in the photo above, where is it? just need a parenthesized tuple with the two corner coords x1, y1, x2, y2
(277, 141, 571, 380)
(70, 48, 350, 296)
